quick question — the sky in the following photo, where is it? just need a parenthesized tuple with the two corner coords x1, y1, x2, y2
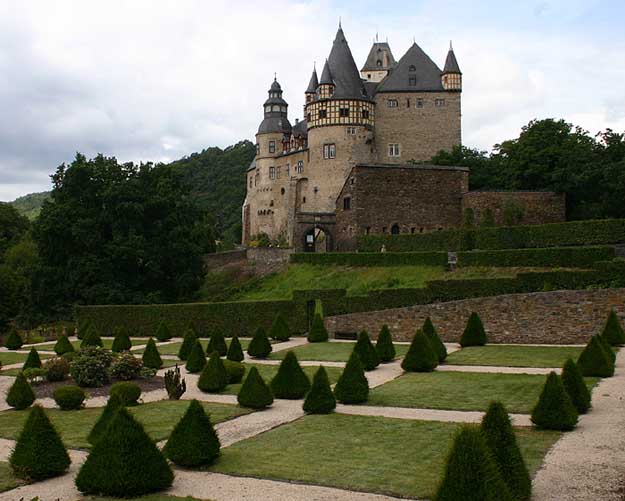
(1, 0, 624, 201)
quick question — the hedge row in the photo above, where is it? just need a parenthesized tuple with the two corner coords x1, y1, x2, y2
(290, 252, 448, 267)
(456, 246, 615, 268)
(357, 219, 625, 252)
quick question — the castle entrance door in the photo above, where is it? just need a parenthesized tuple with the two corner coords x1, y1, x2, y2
(303, 226, 329, 253)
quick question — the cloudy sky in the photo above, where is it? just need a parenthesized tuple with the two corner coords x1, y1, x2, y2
(1, 0, 624, 201)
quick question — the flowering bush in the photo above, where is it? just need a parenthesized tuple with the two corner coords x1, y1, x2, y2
(108, 352, 143, 381)
(70, 347, 113, 387)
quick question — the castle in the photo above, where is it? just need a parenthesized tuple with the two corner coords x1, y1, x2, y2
(242, 25, 565, 252)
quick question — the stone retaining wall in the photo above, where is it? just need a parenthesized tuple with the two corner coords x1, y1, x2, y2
(325, 288, 625, 344)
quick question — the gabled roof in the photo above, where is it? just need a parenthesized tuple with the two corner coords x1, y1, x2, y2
(292, 119, 308, 138)
(361, 42, 396, 71)
(324, 27, 367, 99)
(443, 47, 461, 74)
(376, 42, 444, 92)
(306, 68, 318, 93)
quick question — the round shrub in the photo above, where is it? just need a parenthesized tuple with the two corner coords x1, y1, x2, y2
(270, 351, 311, 399)
(76, 407, 173, 497)
(111, 327, 132, 353)
(53, 385, 86, 410)
(561, 358, 591, 414)
(531, 372, 578, 431)
(70, 347, 114, 388)
(206, 331, 227, 357)
(197, 352, 228, 393)
(10, 405, 70, 481)
(269, 313, 290, 341)
(178, 328, 197, 361)
(226, 335, 244, 362)
(88, 394, 123, 445)
(307, 313, 328, 343)
(53, 335, 74, 356)
(577, 335, 614, 377)
(223, 359, 246, 384)
(401, 329, 438, 372)
(601, 310, 625, 346)
(110, 381, 141, 406)
(423, 317, 447, 362)
(4, 328, 23, 350)
(163, 399, 221, 467)
(353, 330, 380, 371)
(22, 347, 42, 370)
(375, 325, 396, 362)
(6, 373, 35, 410)
(460, 312, 488, 347)
(247, 327, 272, 358)
(108, 352, 143, 381)
(142, 338, 163, 369)
(237, 366, 273, 409)
(186, 340, 207, 374)
(155, 321, 172, 342)
(44, 357, 70, 382)
(334, 351, 369, 404)
(303, 366, 336, 414)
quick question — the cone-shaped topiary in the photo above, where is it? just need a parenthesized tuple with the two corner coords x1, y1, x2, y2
(10, 405, 70, 480)
(177, 328, 197, 361)
(375, 324, 396, 362)
(435, 426, 513, 501)
(77, 320, 92, 340)
(22, 347, 42, 370)
(481, 402, 532, 501)
(4, 328, 23, 350)
(111, 327, 131, 352)
(531, 372, 578, 431)
(334, 351, 369, 404)
(401, 329, 438, 372)
(53, 335, 74, 356)
(186, 340, 207, 374)
(561, 358, 591, 415)
(303, 366, 336, 414)
(237, 366, 273, 409)
(601, 310, 625, 346)
(307, 313, 328, 343)
(206, 331, 227, 357)
(423, 317, 448, 362)
(142, 338, 163, 369)
(460, 312, 488, 347)
(226, 335, 244, 362)
(197, 351, 228, 393)
(75, 407, 173, 497)
(81, 325, 103, 348)
(6, 373, 35, 410)
(577, 335, 614, 377)
(88, 394, 123, 445)
(155, 321, 172, 342)
(163, 399, 220, 467)
(597, 334, 616, 364)
(269, 313, 290, 341)
(353, 330, 380, 371)
(270, 351, 311, 399)
(247, 327, 272, 358)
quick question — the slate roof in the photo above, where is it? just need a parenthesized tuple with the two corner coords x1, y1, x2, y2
(306, 68, 318, 93)
(319, 59, 333, 85)
(376, 42, 444, 92)
(361, 42, 396, 71)
(247, 159, 256, 172)
(292, 119, 308, 138)
(323, 27, 368, 100)
(443, 47, 461, 74)
(257, 117, 292, 135)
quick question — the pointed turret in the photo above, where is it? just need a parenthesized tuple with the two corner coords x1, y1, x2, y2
(318, 59, 334, 98)
(306, 67, 318, 93)
(324, 26, 366, 99)
(442, 42, 462, 91)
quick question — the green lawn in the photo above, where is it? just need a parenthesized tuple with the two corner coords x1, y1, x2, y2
(35, 338, 148, 352)
(220, 363, 344, 395)
(0, 461, 24, 493)
(211, 413, 560, 499)
(0, 401, 249, 449)
(144, 339, 250, 356)
(269, 341, 409, 362)
(367, 371, 599, 413)
(446, 345, 586, 368)
(0, 351, 52, 366)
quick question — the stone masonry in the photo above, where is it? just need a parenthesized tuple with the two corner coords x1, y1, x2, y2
(325, 288, 625, 344)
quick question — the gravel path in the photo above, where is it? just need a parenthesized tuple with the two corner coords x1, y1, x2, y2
(532, 348, 625, 500)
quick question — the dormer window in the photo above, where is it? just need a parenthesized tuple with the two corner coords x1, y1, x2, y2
(409, 65, 417, 72)
(376, 59, 382, 67)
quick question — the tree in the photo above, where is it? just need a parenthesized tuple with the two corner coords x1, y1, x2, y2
(155, 321, 172, 342)
(237, 366, 273, 409)
(185, 340, 207, 374)
(375, 324, 396, 362)
(401, 329, 438, 372)
(75, 407, 173, 497)
(54, 335, 74, 356)
(111, 326, 131, 352)
(163, 400, 220, 467)
(531, 372, 578, 431)
(178, 328, 197, 361)
(601, 310, 625, 346)
(334, 352, 369, 404)
(561, 358, 591, 414)
(303, 366, 336, 414)
(247, 327, 272, 358)
(6, 373, 35, 410)
(577, 335, 614, 377)
(206, 331, 227, 356)
(353, 330, 380, 371)
(307, 313, 328, 343)
(270, 351, 311, 399)
(142, 338, 163, 369)
(422, 317, 447, 362)
(460, 312, 488, 347)
(22, 347, 42, 370)
(435, 426, 513, 501)
(81, 325, 103, 348)
(10, 405, 70, 480)
(4, 328, 23, 350)
(269, 313, 290, 341)
(480, 402, 532, 501)
(88, 394, 124, 445)
(197, 351, 228, 393)
(226, 335, 244, 362)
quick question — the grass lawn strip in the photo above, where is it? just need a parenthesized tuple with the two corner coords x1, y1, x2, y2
(211, 413, 560, 499)
(268, 341, 409, 362)
(145, 339, 251, 356)
(446, 345, 586, 368)
(0, 400, 249, 449)
(0, 461, 25, 493)
(367, 371, 599, 413)
(0, 351, 53, 366)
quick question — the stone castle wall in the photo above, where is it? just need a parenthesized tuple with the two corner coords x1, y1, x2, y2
(325, 288, 625, 344)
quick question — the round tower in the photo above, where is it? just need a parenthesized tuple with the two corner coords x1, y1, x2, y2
(442, 42, 462, 91)
(256, 77, 292, 159)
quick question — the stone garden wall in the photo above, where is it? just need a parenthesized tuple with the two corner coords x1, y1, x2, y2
(325, 288, 625, 344)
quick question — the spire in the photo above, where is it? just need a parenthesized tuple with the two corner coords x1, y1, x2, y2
(443, 43, 461, 74)
(324, 26, 366, 99)
(306, 66, 319, 93)
(319, 59, 333, 85)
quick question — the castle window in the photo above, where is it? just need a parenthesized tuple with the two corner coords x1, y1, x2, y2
(406, 98, 410, 108)
(307, 113, 311, 122)
(388, 143, 401, 157)
(339, 107, 350, 118)
(408, 75, 417, 86)
(365, 227, 371, 235)
(249, 176, 253, 189)
(435, 98, 446, 107)
(420, 227, 424, 233)
(376, 59, 382, 67)
(343, 197, 351, 210)
(367, 73, 371, 79)
(346, 126, 356, 135)
(416, 98, 424, 108)
(276, 166, 281, 178)
(382, 226, 387, 233)
(270, 200, 274, 207)
(387, 99, 398, 108)
(391, 224, 400, 235)
(256, 143, 260, 155)
(269, 141, 276, 153)
(411, 227, 416, 233)
(296, 160, 304, 174)
(286, 163, 290, 176)
(319, 109, 327, 119)
(362, 109, 370, 119)
(302, 196, 306, 204)
(323, 143, 336, 159)
(350, 177, 355, 185)
(265, 105, 271, 114)
(254, 173, 259, 186)
(409, 65, 416, 72)
(281, 187, 285, 195)
(269, 166, 275, 179)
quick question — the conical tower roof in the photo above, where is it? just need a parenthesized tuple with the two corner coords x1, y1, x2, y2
(306, 67, 319, 93)
(377, 42, 444, 92)
(324, 26, 367, 99)
(319, 59, 333, 85)
(443, 44, 461, 74)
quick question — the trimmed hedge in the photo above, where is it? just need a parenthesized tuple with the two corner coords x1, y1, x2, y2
(290, 251, 448, 267)
(88, 394, 123, 445)
(307, 313, 328, 343)
(401, 329, 438, 372)
(457, 246, 615, 268)
(178, 329, 197, 361)
(601, 310, 625, 346)
(353, 330, 380, 371)
(206, 331, 227, 357)
(422, 317, 447, 362)
(54, 335, 74, 356)
(142, 338, 163, 369)
(53, 385, 86, 410)
(197, 352, 228, 393)
(4, 328, 23, 350)
(237, 366, 273, 409)
(334, 352, 369, 404)
(23, 348, 42, 370)
(226, 336, 244, 362)
(111, 327, 131, 352)
(247, 327, 272, 358)
(185, 340, 207, 374)
(561, 359, 591, 414)
(531, 372, 578, 431)
(270, 351, 311, 399)
(81, 325, 103, 348)
(375, 325, 396, 362)
(460, 312, 488, 347)
(303, 366, 336, 414)
(269, 313, 291, 341)
(110, 382, 141, 406)
(6, 373, 35, 410)
(577, 336, 614, 377)
(223, 359, 246, 384)
(155, 321, 172, 341)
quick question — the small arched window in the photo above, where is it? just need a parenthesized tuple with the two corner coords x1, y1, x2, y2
(409, 65, 417, 72)
(391, 224, 400, 235)
(376, 59, 382, 67)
